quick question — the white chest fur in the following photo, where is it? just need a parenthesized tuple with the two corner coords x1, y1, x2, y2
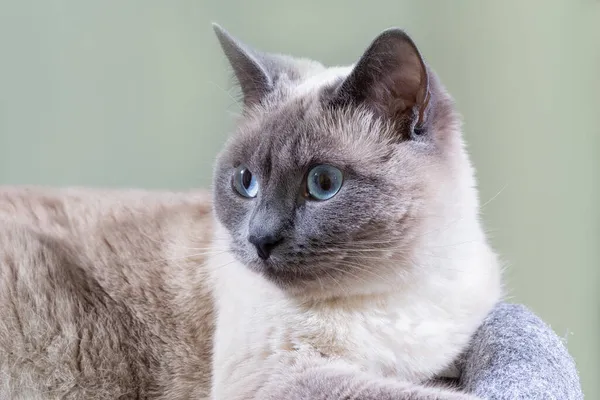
(209, 242, 500, 399)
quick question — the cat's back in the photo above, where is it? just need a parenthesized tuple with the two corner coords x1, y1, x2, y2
(0, 186, 212, 236)
(0, 187, 216, 399)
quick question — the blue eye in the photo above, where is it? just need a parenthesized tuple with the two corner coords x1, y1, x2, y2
(306, 165, 343, 201)
(233, 165, 258, 198)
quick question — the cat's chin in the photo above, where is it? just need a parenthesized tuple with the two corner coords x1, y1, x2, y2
(244, 259, 323, 291)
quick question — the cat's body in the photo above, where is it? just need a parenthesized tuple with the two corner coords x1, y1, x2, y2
(0, 26, 502, 399)
(0, 188, 215, 398)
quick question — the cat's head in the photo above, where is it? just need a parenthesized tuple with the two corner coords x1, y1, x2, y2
(212, 25, 477, 297)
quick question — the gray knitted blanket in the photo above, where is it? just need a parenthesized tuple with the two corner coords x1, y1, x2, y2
(455, 302, 583, 399)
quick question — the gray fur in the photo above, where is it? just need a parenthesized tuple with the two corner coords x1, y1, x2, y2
(213, 26, 459, 294)
(459, 303, 583, 399)
(213, 24, 314, 108)
(213, 24, 274, 107)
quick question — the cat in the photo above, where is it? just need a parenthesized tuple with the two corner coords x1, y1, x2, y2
(0, 24, 502, 399)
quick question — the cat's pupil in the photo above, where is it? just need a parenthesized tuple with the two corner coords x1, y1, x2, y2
(242, 169, 253, 189)
(318, 174, 332, 191)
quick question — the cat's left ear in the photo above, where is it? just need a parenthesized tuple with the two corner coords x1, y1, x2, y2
(333, 29, 431, 135)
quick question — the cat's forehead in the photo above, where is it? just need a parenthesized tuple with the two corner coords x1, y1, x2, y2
(231, 90, 394, 175)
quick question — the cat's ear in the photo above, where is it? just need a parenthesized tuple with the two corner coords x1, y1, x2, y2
(333, 29, 431, 134)
(213, 24, 275, 107)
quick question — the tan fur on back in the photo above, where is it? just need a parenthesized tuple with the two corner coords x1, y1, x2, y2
(0, 187, 215, 399)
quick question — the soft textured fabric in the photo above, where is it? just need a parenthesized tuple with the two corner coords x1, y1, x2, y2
(457, 302, 583, 399)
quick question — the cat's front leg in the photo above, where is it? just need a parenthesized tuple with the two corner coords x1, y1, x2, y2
(251, 354, 481, 400)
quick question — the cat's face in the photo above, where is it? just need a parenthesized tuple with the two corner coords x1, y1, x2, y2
(212, 26, 464, 295)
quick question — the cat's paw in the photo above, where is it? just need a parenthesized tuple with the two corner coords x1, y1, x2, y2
(427, 393, 482, 400)
(355, 381, 482, 400)
(253, 355, 483, 400)
(399, 388, 482, 400)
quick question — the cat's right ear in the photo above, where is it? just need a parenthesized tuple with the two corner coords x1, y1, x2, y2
(331, 29, 431, 137)
(213, 24, 274, 108)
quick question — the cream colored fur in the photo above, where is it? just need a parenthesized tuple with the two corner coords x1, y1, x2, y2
(0, 187, 216, 399)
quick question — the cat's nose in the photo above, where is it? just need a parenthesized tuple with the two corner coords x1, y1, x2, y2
(248, 234, 283, 260)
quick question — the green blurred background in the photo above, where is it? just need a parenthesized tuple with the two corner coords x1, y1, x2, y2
(1, 0, 598, 396)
